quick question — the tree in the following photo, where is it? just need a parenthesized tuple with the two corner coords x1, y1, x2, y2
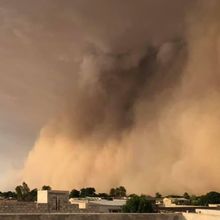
(110, 188, 116, 197)
(155, 192, 162, 198)
(70, 189, 80, 198)
(22, 182, 30, 195)
(110, 186, 126, 198)
(98, 193, 109, 198)
(29, 189, 37, 201)
(167, 194, 182, 198)
(1, 191, 16, 199)
(15, 182, 30, 201)
(190, 195, 201, 205)
(117, 186, 126, 197)
(123, 195, 154, 213)
(15, 186, 23, 201)
(80, 187, 96, 197)
(15, 182, 36, 201)
(189, 192, 220, 206)
(129, 194, 138, 198)
(183, 192, 190, 199)
(42, 185, 52, 190)
(201, 191, 220, 205)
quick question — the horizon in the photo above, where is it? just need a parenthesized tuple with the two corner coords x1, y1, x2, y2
(1, 183, 220, 198)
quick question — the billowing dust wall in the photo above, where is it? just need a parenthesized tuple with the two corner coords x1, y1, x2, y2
(2, 0, 220, 195)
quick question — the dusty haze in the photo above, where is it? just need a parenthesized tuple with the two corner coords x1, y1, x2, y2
(1, 0, 220, 194)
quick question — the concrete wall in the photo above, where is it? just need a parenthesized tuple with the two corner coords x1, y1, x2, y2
(2, 212, 220, 220)
(0, 200, 80, 213)
(0, 201, 43, 213)
(195, 209, 220, 215)
(158, 206, 218, 213)
(0, 213, 182, 220)
(47, 191, 69, 212)
(182, 209, 220, 220)
(37, 190, 70, 212)
(183, 213, 220, 220)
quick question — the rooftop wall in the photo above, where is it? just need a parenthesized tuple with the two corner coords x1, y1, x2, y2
(182, 209, 220, 219)
(1, 212, 220, 220)
(0, 200, 79, 213)
(0, 213, 182, 220)
(183, 212, 220, 220)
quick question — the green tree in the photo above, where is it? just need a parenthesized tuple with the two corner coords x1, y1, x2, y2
(98, 193, 109, 198)
(190, 195, 200, 205)
(190, 192, 220, 206)
(118, 186, 126, 197)
(123, 195, 154, 213)
(70, 189, 80, 198)
(129, 194, 138, 198)
(183, 192, 190, 199)
(42, 185, 52, 190)
(22, 182, 30, 195)
(15, 186, 23, 201)
(201, 191, 220, 205)
(110, 186, 126, 198)
(1, 191, 17, 199)
(29, 189, 37, 201)
(155, 192, 162, 198)
(110, 188, 116, 197)
(80, 187, 96, 197)
(15, 182, 30, 201)
(15, 182, 36, 201)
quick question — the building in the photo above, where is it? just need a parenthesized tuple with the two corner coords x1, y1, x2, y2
(163, 197, 190, 207)
(0, 190, 77, 213)
(37, 190, 70, 212)
(209, 204, 220, 207)
(69, 198, 127, 213)
(155, 198, 163, 206)
(69, 198, 89, 209)
(89, 199, 126, 212)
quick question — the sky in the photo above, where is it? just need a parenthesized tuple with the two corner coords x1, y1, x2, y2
(1, 0, 220, 195)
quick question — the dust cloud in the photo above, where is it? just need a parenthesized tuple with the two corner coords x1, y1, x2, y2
(9, 0, 220, 194)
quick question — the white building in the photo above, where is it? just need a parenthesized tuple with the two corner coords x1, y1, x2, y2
(69, 198, 126, 213)
(163, 197, 190, 207)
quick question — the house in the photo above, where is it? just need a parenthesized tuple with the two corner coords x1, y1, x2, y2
(156, 198, 163, 206)
(37, 190, 70, 211)
(69, 198, 89, 209)
(69, 198, 127, 213)
(89, 199, 126, 212)
(163, 197, 190, 207)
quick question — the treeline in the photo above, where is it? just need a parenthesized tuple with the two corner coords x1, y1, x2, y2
(0, 183, 127, 201)
(2, 182, 220, 206)
(184, 192, 220, 206)
(156, 191, 220, 206)
(0, 182, 51, 201)
(69, 186, 126, 199)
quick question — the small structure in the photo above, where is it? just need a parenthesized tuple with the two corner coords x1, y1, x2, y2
(37, 190, 70, 211)
(69, 198, 88, 209)
(0, 190, 77, 213)
(156, 198, 163, 206)
(89, 199, 126, 213)
(209, 204, 220, 207)
(163, 197, 190, 207)
(69, 198, 126, 213)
